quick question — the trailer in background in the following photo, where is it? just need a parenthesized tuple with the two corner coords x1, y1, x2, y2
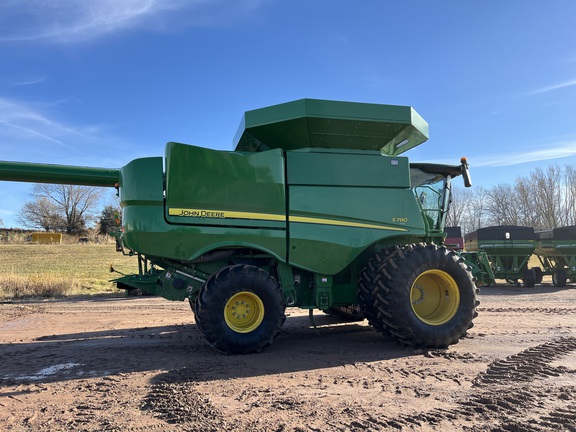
(534, 226, 576, 287)
(465, 226, 537, 287)
(445, 226, 464, 251)
(444, 227, 495, 286)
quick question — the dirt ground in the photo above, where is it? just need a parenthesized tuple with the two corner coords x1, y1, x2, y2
(1, 280, 575, 432)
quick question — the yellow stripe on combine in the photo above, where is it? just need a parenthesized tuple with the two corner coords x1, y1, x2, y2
(168, 208, 407, 232)
(289, 215, 407, 232)
(168, 208, 285, 221)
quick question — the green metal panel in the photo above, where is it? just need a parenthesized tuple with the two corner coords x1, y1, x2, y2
(164, 142, 286, 229)
(234, 99, 428, 155)
(120, 155, 287, 262)
(0, 161, 119, 187)
(286, 149, 410, 187)
(119, 157, 168, 254)
(288, 185, 425, 274)
(119, 157, 164, 207)
(285, 149, 422, 274)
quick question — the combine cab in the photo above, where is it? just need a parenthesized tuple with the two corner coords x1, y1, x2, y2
(0, 98, 479, 354)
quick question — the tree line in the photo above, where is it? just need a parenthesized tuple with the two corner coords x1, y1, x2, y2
(16, 184, 120, 235)
(446, 164, 576, 235)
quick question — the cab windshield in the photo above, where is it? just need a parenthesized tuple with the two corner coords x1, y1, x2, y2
(411, 169, 451, 231)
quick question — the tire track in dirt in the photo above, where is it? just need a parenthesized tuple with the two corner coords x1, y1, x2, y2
(343, 338, 576, 431)
(141, 368, 239, 432)
(478, 307, 576, 315)
(0, 303, 45, 323)
(474, 337, 576, 386)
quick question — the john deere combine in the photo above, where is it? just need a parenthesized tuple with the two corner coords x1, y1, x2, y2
(0, 99, 479, 354)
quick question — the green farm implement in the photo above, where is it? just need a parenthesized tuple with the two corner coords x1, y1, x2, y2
(465, 226, 538, 287)
(445, 227, 495, 286)
(534, 226, 576, 287)
(0, 98, 480, 354)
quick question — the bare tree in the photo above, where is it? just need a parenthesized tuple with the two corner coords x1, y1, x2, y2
(448, 164, 576, 235)
(446, 186, 489, 235)
(465, 186, 489, 233)
(561, 165, 576, 226)
(446, 186, 466, 229)
(17, 196, 64, 231)
(515, 177, 539, 228)
(17, 184, 104, 234)
(528, 166, 563, 229)
(484, 183, 521, 226)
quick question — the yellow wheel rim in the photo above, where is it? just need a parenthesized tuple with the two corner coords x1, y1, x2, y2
(410, 270, 460, 325)
(224, 291, 265, 333)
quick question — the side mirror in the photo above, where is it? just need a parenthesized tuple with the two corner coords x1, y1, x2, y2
(461, 157, 472, 188)
(419, 191, 427, 205)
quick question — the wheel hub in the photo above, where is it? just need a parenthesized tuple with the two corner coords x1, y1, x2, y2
(224, 291, 265, 333)
(410, 270, 460, 325)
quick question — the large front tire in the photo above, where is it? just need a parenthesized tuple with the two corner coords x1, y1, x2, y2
(195, 265, 286, 354)
(371, 244, 479, 348)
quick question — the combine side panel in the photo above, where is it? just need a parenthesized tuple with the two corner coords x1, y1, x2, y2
(285, 149, 424, 275)
(161, 142, 287, 262)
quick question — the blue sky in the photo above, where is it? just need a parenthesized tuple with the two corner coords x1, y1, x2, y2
(1, 0, 576, 228)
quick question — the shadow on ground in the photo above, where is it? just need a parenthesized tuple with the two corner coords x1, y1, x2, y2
(0, 313, 415, 386)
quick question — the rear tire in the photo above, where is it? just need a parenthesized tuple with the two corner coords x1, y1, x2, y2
(533, 267, 543, 285)
(358, 247, 399, 334)
(195, 265, 286, 354)
(553, 269, 567, 287)
(522, 268, 536, 288)
(370, 243, 479, 348)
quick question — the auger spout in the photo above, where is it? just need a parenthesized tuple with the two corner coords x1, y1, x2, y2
(0, 161, 120, 187)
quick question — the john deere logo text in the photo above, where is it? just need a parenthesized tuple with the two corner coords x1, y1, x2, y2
(170, 209, 225, 218)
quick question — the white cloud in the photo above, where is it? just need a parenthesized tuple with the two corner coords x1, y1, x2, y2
(0, 0, 270, 43)
(524, 79, 576, 95)
(0, 0, 177, 42)
(421, 141, 576, 168)
(10, 77, 47, 87)
(0, 98, 81, 148)
(471, 141, 576, 167)
(0, 97, 134, 166)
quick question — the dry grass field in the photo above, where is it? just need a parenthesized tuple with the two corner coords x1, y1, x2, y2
(0, 243, 137, 299)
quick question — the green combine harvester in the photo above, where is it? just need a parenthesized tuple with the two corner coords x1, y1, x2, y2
(534, 226, 576, 287)
(0, 98, 480, 354)
(465, 226, 538, 287)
